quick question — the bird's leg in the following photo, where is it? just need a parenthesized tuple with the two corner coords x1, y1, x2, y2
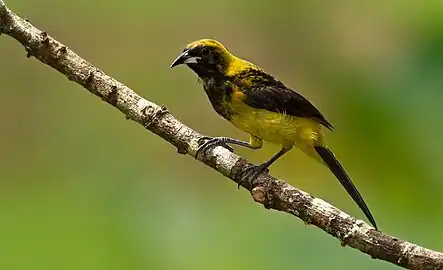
(239, 147, 290, 188)
(196, 135, 262, 158)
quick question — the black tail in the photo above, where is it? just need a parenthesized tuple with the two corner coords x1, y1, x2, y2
(314, 146, 378, 230)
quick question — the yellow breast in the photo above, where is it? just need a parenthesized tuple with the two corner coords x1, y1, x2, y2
(229, 100, 325, 148)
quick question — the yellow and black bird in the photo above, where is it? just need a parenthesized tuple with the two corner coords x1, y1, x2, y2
(170, 39, 378, 229)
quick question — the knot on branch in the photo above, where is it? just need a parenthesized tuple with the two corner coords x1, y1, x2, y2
(84, 70, 95, 87)
(142, 105, 168, 128)
(102, 85, 118, 106)
(25, 46, 33, 58)
(252, 186, 266, 204)
(40, 31, 49, 46)
(56, 45, 67, 59)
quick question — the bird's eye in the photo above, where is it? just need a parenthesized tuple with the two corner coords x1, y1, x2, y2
(201, 47, 210, 56)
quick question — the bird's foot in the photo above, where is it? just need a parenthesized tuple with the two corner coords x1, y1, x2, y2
(195, 136, 234, 158)
(238, 163, 270, 188)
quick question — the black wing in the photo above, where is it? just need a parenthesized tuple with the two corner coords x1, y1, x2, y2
(243, 83, 334, 130)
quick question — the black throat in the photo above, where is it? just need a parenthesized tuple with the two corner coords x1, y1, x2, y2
(186, 64, 234, 120)
(186, 62, 224, 79)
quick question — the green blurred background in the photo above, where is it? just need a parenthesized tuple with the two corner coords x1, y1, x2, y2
(1, 0, 442, 269)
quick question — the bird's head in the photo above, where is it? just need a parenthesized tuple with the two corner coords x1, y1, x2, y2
(170, 39, 237, 78)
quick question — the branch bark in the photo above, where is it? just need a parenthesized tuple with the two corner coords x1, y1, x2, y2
(1, 3, 442, 269)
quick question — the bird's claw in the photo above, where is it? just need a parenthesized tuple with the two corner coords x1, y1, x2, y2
(197, 136, 212, 145)
(195, 137, 234, 158)
(237, 163, 270, 188)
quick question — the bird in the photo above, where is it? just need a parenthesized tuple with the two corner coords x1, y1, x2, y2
(170, 39, 378, 230)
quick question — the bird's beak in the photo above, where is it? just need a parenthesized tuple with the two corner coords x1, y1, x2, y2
(170, 49, 200, 68)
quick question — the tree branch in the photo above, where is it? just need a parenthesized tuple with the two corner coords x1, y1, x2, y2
(1, 3, 442, 269)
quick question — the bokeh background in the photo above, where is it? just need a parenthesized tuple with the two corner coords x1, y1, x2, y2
(1, 0, 443, 269)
